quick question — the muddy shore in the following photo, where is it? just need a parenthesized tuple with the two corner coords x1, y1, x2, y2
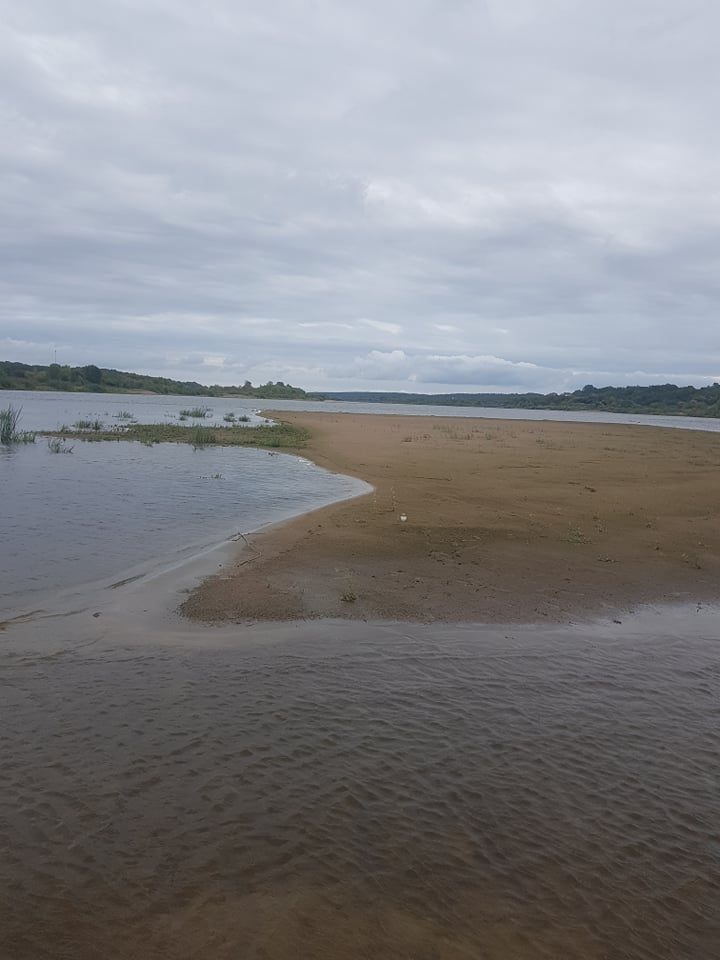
(181, 412, 720, 623)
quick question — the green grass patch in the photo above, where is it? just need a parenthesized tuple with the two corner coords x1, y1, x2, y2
(46, 420, 311, 450)
(73, 418, 103, 431)
(179, 406, 211, 418)
(0, 405, 36, 444)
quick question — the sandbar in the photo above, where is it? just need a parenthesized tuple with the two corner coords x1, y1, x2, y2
(181, 412, 720, 623)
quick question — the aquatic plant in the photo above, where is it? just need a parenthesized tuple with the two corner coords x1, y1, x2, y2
(190, 426, 215, 448)
(0, 405, 36, 445)
(47, 437, 74, 454)
(73, 418, 104, 431)
(223, 413, 236, 423)
(180, 406, 211, 418)
(45, 420, 309, 450)
(237, 414, 250, 423)
(114, 410, 135, 420)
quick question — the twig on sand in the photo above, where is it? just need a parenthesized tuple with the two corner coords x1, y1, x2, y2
(227, 532, 262, 568)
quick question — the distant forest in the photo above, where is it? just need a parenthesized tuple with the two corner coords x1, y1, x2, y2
(323, 383, 720, 418)
(0, 361, 310, 399)
(4, 361, 720, 417)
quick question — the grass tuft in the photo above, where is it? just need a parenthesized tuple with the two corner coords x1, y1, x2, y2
(180, 406, 211, 418)
(190, 426, 214, 448)
(0, 405, 36, 445)
(73, 418, 103, 431)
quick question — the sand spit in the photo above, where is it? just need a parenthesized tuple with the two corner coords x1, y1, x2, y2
(182, 411, 720, 623)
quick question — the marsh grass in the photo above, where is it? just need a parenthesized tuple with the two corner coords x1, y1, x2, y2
(74, 418, 103, 431)
(180, 406, 211, 418)
(0, 405, 36, 445)
(46, 420, 310, 450)
(190, 426, 215, 448)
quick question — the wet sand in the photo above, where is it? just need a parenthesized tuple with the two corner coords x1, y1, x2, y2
(183, 412, 720, 623)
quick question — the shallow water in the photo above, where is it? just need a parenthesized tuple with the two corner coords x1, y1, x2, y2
(0, 440, 365, 616)
(1, 611, 718, 959)
(0, 389, 267, 430)
(268, 396, 720, 433)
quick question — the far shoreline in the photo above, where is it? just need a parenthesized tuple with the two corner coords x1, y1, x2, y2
(181, 410, 720, 625)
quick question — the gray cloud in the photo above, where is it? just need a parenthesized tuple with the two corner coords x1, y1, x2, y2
(2, 0, 720, 391)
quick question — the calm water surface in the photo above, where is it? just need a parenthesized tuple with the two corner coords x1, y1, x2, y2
(0, 439, 365, 616)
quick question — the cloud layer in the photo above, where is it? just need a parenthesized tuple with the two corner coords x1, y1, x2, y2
(2, 0, 720, 391)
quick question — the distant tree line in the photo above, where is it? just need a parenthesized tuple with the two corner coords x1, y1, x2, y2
(0, 361, 311, 400)
(6, 361, 720, 416)
(320, 383, 720, 418)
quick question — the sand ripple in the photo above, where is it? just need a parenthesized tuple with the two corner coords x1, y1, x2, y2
(1, 627, 718, 958)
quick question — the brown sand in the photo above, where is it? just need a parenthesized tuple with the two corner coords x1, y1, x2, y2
(181, 412, 720, 623)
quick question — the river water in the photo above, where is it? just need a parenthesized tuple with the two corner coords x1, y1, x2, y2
(0, 391, 366, 618)
(0, 440, 365, 618)
(1, 390, 719, 958)
(2, 606, 718, 960)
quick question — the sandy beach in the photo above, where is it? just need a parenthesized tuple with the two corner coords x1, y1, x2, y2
(182, 411, 720, 623)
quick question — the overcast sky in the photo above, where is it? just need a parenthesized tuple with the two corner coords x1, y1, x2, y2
(1, 0, 719, 392)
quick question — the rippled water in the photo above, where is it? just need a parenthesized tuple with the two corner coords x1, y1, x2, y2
(0, 440, 365, 616)
(1, 616, 718, 959)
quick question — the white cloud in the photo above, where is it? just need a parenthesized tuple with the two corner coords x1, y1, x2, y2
(2, 0, 720, 392)
(359, 318, 402, 335)
(201, 354, 225, 368)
